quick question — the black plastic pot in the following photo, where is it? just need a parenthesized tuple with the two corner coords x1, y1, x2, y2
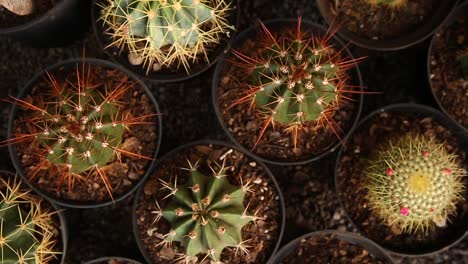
(335, 103, 468, 256)
(316, 0, 459, 51)
(212, 18, 364, 166)
(0, 170, 68, 264)
(0, 0, 91, 47)
(267, 230, 394, 264)
(7, 58, 162, 209)
(132, 140, 286, 264)
(91, 0, 240, 83)
(428, 1, 468, 136)
(84, 256, 142, 264)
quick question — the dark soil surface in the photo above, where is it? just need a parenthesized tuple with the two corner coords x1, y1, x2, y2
(329, 0, 438, 40)
(279, 233, 386, 264)
(0, 0, 467, 264)
(337, 111, 468, 255)
(135, 143, 282, 263)
(0, 0, 59, 28)
(430, 14, 468, 130)
(88, 259, 139, 264)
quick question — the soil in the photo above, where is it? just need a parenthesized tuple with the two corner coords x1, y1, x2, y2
(135, 143, 282, 264)
(279, 233, 385, 264)
(430, 14, 468, 130)
(90, 259, 139, 264)
(0, 0, 60, 28)
(329, 0, 438, 40)
(336, 111, 468, 254)
(14, 63, 158, 204)
(216, 33, 361, 163)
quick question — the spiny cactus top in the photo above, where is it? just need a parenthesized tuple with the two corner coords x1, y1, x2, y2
(363, 133, 465, 234)
(99, 0, 235, 74)
(366, 0, 407, 8)
(0, 0, 34, 16)
(230, 19, 360, 148)
(0, 176, 60, 263)
(153, 160, 255, 262)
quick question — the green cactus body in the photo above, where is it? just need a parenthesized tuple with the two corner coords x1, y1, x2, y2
(100, 0, 234, 73)
(363, 133, 465, 233)
(252, 41, 339, 124)
(35, 86, 124, 175)
(159, 161, 253, 261)
(0, 177, 59, 263)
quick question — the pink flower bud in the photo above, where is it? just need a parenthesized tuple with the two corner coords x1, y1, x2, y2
(400, 207, 409, 216)
(386, 168, 393, 176)
(443, 168, 452, 175)
(422, 150, 429, 157)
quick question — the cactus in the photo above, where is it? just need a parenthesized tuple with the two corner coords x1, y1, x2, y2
(0, 0, 34, 16)
(0, 176, 60, 263)
(152, 160, 256, 262)
(229, 18, 362, 148)
(366, 0, 407, 8)
(2, 62, 156, 199)
(363, 132, 465, 234)
(458, 50, 468, 79)
(99, 0, 235, 74)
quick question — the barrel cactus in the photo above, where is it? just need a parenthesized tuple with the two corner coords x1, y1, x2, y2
(99, 0, 235, 74)
(0, 0, 34, 16)
(363, 132, 465, 233)
(0, 176, 60, 263)
(230, 19, 361, 147)
(366, 0, 407, 8)
(153, 160, 256, 262)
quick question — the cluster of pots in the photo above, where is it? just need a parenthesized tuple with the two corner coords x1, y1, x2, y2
(0, 0, 467, 263)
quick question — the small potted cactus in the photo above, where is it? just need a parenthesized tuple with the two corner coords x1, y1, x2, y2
(0, 0, 90, 47)
(3, 57, 162, 208)
(85, 256, 143, 264)
(316, 0, 458, 50)
(0, 171, 67, 263)
(336, 104, 468, 255)
(133, 140, 285, 263)
(428, 1, 468, 134)
(213, 18, 364, 164)
(267, 230, 393, 264)
(93, 0, 239, 82)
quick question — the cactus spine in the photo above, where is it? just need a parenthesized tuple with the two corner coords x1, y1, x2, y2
(230, 18, 361, 148)
(363, 133, 465, 233)
(153, 160, 256, 262)
(99, 0, 235, 73)
(366, 0, 407, 8)
(0, 176, 60, 263)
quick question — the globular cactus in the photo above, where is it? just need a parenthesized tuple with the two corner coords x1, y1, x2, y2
(230, 19, 361, 148)
(366, 0, 407, 8)
(153, 160, 256, 262)
(3, 62, 155, 198)
(0, 176, 60, 263)
(0, 0, 34, 16)
(363, 132, 465, 234)
(99, 0, 235, 74)
(458, 49, 468, 79)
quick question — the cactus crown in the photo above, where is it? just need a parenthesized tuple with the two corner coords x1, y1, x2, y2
(3, 62, 155, 198)
(366, 0, 407, 8)
(99, 0, 235, 74)
(230, 19, 361, 148)
(0, 176, 60, 263)
(458, 50, 468, 79)
(363, 132, 465, 234)
(153, 160, 256, 262)
(0, 0, 34, 16)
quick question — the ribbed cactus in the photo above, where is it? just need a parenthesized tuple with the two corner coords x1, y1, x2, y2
(153, 160, 255, 262)
(366, 0, 407, 8)
(0, 176, 59, 263)
(0, 0, 34, 15)
(3, 62, 155, 198)
(363, 133, 465, 233)
(458, 50, 468, 79)
(230, 19, 361, 148)
(99, 0, 235, 74)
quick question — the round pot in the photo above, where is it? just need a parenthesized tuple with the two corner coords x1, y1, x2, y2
(212, 18, 364, 166)
(335, 103, 468, 256)
(7, 58, 162, 209)
(132, 140, 286, 264)
(0, 170, 68, 264)
(91, 0, 240, 83)
(84, 256, 142, 264)
(267, 230, 394, 264)
(0, 0, 91, 47)
(428, 1, 468, 136)
(316, 0, 459, 51)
